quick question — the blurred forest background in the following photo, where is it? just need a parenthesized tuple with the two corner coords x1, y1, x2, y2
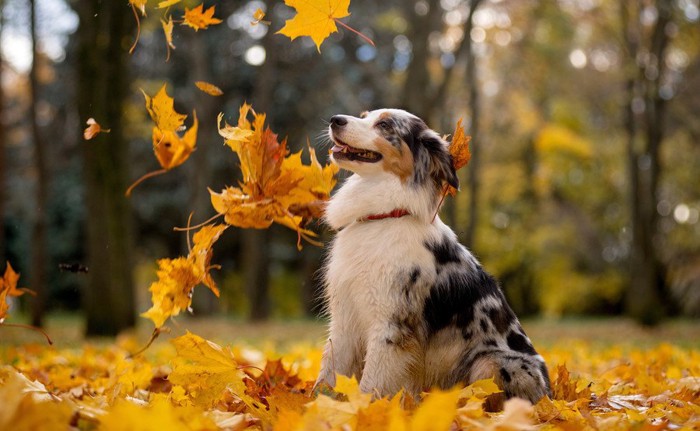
(1, 0, 699, 336)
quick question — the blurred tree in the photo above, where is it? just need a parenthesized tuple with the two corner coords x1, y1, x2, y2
(29, 0, 48, 327)
(464, 0, 483, 248)
(620, 0, 674, 325)
(0, 0, 6, 265)
(75, 0, 135, 335)
(244, 0, 277, 321)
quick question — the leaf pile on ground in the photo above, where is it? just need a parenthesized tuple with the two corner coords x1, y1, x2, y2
(0, 333, 698, 430)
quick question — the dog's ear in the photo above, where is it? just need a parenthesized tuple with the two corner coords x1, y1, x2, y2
(420, 132, 460, 190)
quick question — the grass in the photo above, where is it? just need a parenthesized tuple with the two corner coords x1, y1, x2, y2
(1, 313, 698, 351)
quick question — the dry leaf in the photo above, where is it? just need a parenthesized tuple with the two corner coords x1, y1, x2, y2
(83, 118, 111, 140)
(251, 8, 270, 26)
(194, 81, 223, 96)
(157, 0, 181, 9)
(210, 104, 337, 247)
(183, 4, 222, 31)
(152, 111, 198, 170)
(142, 84, 187, 134)
(141, 224, 226, 328)
(447, 118, 471, 196)
(162, 16, 175, 60)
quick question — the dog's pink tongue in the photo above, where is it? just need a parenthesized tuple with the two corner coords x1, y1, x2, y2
(331, 144, 346, 153)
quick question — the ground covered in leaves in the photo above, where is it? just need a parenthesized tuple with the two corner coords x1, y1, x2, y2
(0, 319, 698, 430)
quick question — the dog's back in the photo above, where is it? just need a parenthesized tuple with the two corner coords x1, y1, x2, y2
(317, 109, 550, 407)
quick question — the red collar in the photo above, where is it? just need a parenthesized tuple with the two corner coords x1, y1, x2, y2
(358, 208, 411, 222)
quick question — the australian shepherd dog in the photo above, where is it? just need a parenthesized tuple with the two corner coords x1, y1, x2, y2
(316, 109, 551, 408)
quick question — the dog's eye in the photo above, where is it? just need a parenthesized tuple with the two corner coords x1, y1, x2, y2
(377, 121, 392, 131)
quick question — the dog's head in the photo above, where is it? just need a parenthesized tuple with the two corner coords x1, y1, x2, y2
(328, 109, 459, 190)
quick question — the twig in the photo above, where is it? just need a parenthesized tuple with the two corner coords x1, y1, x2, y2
(1, 322, 53, 345)
(125, 168, 168, 197)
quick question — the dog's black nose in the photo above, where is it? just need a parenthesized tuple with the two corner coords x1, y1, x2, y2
(330, 115, 348, 127)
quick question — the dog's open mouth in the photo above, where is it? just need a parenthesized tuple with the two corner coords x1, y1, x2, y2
(331, 139, 382, 163)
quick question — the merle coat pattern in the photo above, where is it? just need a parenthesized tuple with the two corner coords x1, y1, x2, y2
(317, 109, 551, 408)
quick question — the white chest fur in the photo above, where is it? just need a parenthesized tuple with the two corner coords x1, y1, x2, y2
(325, 217, 437, 330)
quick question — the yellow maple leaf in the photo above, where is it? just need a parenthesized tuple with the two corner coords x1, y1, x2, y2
(142, 84, 187, 134)
(183, 4, 222, 31)
(152, 111, 198, 170)
(194, 81, 223, 96)
(483, 398, 536, 431)
(141, 223, 226, 328)
(190, 223, 227, 296)
(410, 388, 461, 431)
(83, 118, 110, 140)
(168, 333, 248, 408)
(277, 0, 350, 51)
(157, 0, 180, 9)
(141, 257, 201, 328)
(211, 104, 336, 247)
(161, 16, 175, 61)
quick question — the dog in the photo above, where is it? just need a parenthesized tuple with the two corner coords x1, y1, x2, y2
(316, 109, 551, 408)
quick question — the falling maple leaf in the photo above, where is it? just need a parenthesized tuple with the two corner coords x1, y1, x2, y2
(152, 111, 198, 171)
(157, 0, 181, 8)
(141, 224, 226, 328)
(210, 104, 337, 248)
(83, 118, 110, 140)
(450, 118, 472, 171)
(447, 118, 472, 196)
(162, 16, 175, 61)
(251, 8, 270, 26)
(183, 4, 222, 31)
(277, 0, 373, 52)
(141, 84, 187, 134)
(0, 261, 36, 322)
(194, 81, 223, 96)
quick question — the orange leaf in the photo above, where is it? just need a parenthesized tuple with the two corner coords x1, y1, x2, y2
(153, 111, 198, 170)
(447, 119, 471, 196)
(211, 105, 337, 246)
(450, 118, 472, 171)
(0, 261, 35, 322)
(183, 4, 222, 31)
(0, 289, 8, 322)
(142, 84, 187, 134)
(83, 118, 111, 140)
(2, 261, 33, 298)
(277, 0, 350, 51)
(194, 81, 223, 96)
(251, 8, 270, 26)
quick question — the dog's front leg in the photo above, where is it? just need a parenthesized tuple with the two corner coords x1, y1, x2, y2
(316, 320, 363, 388)
(359, 322, 421, 397)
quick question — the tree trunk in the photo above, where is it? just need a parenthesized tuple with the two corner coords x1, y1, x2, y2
(76, 0, 135, 335)
(464, 0, 482, 248)
(29, 0, 49, 327)
(245, 0, 277, 321)
(187, 34, 218, 316)
(621, 0, 672, 325)
(400, 0, 442, 118)
(0, 0, 6, 265)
